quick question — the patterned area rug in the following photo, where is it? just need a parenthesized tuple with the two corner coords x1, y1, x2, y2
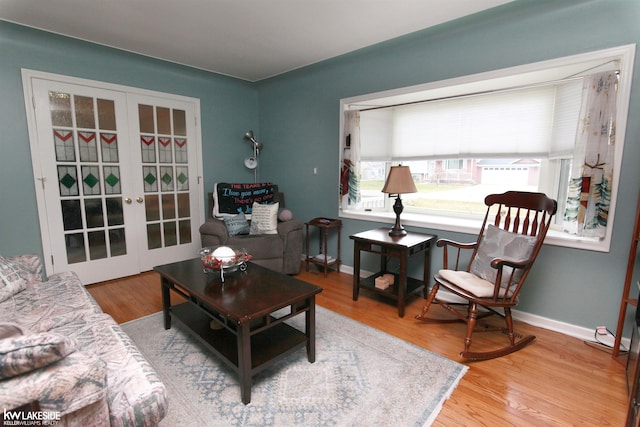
(121, 307, 467, 427)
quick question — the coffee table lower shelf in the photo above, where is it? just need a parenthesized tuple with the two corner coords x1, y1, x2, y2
(170, 302, 308, 382)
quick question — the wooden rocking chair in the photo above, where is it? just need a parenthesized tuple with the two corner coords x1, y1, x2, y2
(416, 191, 557, 361)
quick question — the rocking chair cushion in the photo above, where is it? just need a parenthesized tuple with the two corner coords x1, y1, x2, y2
(470, 225, 537, 289)
(439, 269, 513, 298)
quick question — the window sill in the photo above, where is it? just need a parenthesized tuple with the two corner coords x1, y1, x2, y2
(339, 209, 609, 253)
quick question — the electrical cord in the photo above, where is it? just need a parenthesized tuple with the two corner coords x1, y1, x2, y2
(584, 327, 628, 354)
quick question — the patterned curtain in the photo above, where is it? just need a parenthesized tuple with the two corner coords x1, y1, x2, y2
(562, 71, 617, 238)
(341, 110, 361, 208)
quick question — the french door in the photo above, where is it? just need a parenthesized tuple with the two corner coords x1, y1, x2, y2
(23, 71, 204, 284)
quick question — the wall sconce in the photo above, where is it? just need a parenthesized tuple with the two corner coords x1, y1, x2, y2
(244, 130, 263, 156)
(381, 165, 417, 236)
(243, 130, 265, 180)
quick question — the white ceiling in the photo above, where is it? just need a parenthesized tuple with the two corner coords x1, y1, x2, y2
(0, 0, 514, 82)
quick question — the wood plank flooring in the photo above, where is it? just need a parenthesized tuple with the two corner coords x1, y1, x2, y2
(87, 264, 628, 426)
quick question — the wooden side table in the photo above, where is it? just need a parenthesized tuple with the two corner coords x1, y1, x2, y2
(350, 227, 435, 317)
(305, 217, 342, 277)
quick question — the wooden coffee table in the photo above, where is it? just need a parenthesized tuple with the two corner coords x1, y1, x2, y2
(154, 258, 322, 404)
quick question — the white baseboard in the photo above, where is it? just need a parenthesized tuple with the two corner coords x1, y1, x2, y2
(511, 309, 630, 349)
(333, 263, 631, 349)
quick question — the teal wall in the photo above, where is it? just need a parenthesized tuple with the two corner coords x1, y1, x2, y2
(256, 0, 640, 330)
(1, 0, 640, 332)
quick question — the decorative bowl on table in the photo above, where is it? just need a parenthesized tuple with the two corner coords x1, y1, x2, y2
(200, 246, 252, 275)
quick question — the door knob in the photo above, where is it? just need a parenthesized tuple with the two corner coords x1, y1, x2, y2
(124, 197, 132, 204)
(136, 196, 144, 204)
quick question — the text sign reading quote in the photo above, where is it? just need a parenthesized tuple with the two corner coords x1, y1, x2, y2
(214, 182, 276, 218)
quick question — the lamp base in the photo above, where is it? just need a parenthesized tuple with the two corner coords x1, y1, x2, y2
(389, 226, 407, 237)
(389, 195, 407, 237)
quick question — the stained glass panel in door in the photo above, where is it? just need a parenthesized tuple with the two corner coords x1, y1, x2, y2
(49, 92, 127, 263)
(139, 104, 192, 250)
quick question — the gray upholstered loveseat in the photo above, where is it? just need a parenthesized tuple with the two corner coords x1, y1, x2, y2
(0, 254, 167, 426)
(199, 183, 303, 275)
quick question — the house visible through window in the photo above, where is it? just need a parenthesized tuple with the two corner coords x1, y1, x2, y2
(340, 45, 635, 252)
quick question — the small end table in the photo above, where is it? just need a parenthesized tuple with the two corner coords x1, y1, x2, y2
(350, 227, 436, 317)
(305, 217, 342, 277)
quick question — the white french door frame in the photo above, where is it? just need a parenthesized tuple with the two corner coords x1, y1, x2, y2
(21, 69, 205, 281)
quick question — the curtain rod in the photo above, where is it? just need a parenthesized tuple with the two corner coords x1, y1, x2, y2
(351, 65, 620, 112)
(567, 59, 620, 78)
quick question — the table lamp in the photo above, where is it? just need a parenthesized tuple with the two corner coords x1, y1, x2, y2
(381, 165, 417, 236)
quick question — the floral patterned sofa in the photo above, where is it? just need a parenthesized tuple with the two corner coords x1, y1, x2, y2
(0, 254, 167, 426)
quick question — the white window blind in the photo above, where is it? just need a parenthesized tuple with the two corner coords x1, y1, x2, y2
(358, 84, 582, 161)
(550, 80, 583, 158)
(359, 109, 393, 160)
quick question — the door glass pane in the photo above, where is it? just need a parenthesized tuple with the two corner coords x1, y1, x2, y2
(141, 136, 156, 162)
(88, 230, 107, 260)
(138, 104, 154, 133)
(54, 130, 75, 161)
(49, 92, 72, 127)
(145, 194, 160, 221)
(176, 166, 188, 190)
(163, 221, 177, 246)
(173, 109, 186, 136)
(78, 132, 98, 162)
(160, 166, 173, 191)
(106, 197, 124, 226)
(159, 137, 172, 163)
(84, 199, 104, 228)
(143, 166, 158, 192)
(174, 138, 187, 163)
(61, 200, 82, 230)
(97, 99, 116, 131)
(109, 228, 126, 256)
(147, 224, 162, 249)
(179, 220, 191, 244)
(156, 107, 171, 134)
(162, 194, 175, 219)
(74, 95, 95, 129)
(66, 233, 86, 264)
(82, 165, 101, 195)
(103, 166, 121, 194)
(100, 133, 119, 162)
(58, 165, 79, 196)
(177, 192, 190, 218)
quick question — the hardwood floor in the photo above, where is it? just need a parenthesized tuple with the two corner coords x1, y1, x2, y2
(87, 264, 628, 426)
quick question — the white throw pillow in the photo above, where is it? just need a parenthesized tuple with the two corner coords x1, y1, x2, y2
(470, 224, 537, 289)
(249, 202, 279, 235)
